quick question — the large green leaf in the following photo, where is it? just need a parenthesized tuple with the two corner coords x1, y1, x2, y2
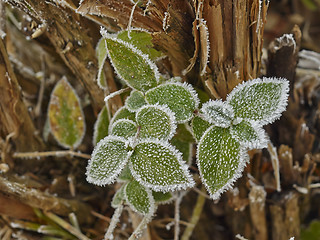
(191, 116, 211, 142)
(86, 136, 130, 186)
(102, 32, 159, 92)
(110, 119, 137, 138)
(145, 82, 199, 123)
(96, 38, 108, 89)
(197, 126, 248, 199)
(117, 29, 163, 60)
(93, 106, 110, 146)
(136, 104, 176, 141)
(125, 90, 146, 112)
(129, 140, 194, 192)
(201, 100, 234, 128)
(226, 77, 289, 125)
(230, 120, 268, 150)
(124, 180, 155, 215)
(48, 77, 85, 149)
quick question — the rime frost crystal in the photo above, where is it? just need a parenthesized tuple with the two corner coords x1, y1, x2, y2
(201, 100, 234, 128)
(230, 120, 268, 149)
(226, 77, 289, 125)
(136, 105, 176, 141)
(145, 82, 199, 123)
(86, 136, 130, 186)
(124, 180, 155, 215)
(129, 140, 195, 192)
(93, 106, 110, 146)
(102, 32, 159, 92)
(110, 119, 137, 138)
(125, 90, 147, 112)
(197, 126, 248, 200)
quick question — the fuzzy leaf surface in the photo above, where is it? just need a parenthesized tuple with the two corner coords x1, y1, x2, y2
(110, 119, 137, 138)
(125, 180, 154, 215)
(93, 106, 110, 146)
(125, 90, 146, 112)
(86, 137, 130, 186)
(197, 126, 247, 199)
(191, 116, 211, 142)
(152, 191, 173, 204)
(104, 36, 158, 92)
(201, 100, 234, 128)
(226, 77, 289, 125)
(96, 38, 107, 89)
(130, 140, 194, 192)
(136, 105, 176, 141)
(145, 82, 199, 123)
(48, 78, 85, 149)
(117, 29, 163, 60)
(230, 120, 268, 149)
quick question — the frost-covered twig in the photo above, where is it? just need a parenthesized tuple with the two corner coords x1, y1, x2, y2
(104, 205, 124, 240)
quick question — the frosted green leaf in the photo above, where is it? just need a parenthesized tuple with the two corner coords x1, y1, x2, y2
(197, 126, 248, 200)
(117, 29, 163, 60)
(201, 100, 234, 128)
(230, 120, 268, 149)
(118, 164, 133, 182)
(124, 180, 155, 215)
(170, 137, 192, 165)
(48, 77, 85, 149)
(125, 90, 146, 112)
(96, 38, 107, 89)
(136, 104, 176, 141)
(145, 82, 200, 123)
(129, 139, 195, 192)
(110, 119, 137, 138)
(191, 116, 211, 142)
(111, 184, 126, 208)
(93, 106, 110, 146)
(86, 136, 130, 186)
(110, 106, 136, 126)
(226, 77, 289, 125)
(102, 30, 159, 92)
(152, 191, 173, 204)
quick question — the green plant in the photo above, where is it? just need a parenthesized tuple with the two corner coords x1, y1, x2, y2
(50, 28, 289, 239)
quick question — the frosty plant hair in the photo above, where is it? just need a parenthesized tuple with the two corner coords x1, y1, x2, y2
(87, 27, 289, 239)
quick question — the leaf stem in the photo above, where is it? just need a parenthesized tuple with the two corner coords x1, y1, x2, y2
(181, 186, 206, 240)
(174, 193, 183, 240)
(104, 205, 124, 240)
(128, 214, 151, 240)
(13, 150, 91, 159)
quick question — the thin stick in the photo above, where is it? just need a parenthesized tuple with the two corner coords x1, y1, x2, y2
(104, 205, 124, 240)
(13, 150, 91, 159)
(174, 193, 183, 240)
(181, 186, 206, 240)
(128, 214, 151, 240)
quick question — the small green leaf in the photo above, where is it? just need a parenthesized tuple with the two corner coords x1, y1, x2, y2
(110, 106, 136, 125)
(93, 106, 110, 146)
(96, 38, 108, 89)
(118, 164, 133, 182)
(230, 120, 268, 149)
(170, 137, 192, 165)
(226, 77, 289, 125)
(110, 119, 137, 138)
(102, 31, 159, 92)
(129, 139, 195, 192)
(86, 136, 130, 186)
(201, 100, 234, 128)
(48, 77, 85, 149)
(112, 184, 126, 208)
(197, 126, 248, 199)
(152, 191, 173, 204)
(174, 124, 195, 143)
(124, 180, 155, 215)
(125, 90, 146, 112)
(301, 220, 320, 240)
(195, 87, 210, 108)
(145, 82, 199, 123)
(117, 29, 163, 60)
(136, 104, 176, 141)
(191, 116, 211, 142)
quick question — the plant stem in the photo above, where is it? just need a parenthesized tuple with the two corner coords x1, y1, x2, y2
(128, 214, 151, 240)
(181, 186, 206, 240)
(174, 193, 183, 240)
(104, 205, 124, 240)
